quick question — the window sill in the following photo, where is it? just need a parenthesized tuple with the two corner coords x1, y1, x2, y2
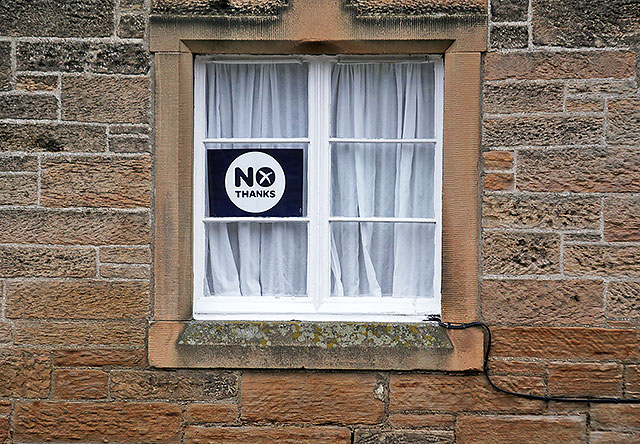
(148, 320, 484, 370)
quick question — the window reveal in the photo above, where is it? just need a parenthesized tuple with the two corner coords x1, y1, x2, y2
(192, 56, 444, 321)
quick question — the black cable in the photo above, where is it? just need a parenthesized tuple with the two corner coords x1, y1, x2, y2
(435, 317, 640, 404)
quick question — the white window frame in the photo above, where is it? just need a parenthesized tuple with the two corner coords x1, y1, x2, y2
(192, 55, 444, 322)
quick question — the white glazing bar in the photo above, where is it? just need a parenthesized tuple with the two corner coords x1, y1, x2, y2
(328, 138, 437, 144)
(203, 217, 309, 223)
(328, 216, 437, 224)
(203, 138, 310, 144)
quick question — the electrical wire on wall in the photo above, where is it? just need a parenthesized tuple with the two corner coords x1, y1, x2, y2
(432, 316, 640, 404)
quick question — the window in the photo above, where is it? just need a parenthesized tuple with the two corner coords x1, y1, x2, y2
(192, 56, 444, 322)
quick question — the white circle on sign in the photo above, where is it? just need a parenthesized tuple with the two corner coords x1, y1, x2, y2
(225, 151, 286, 214)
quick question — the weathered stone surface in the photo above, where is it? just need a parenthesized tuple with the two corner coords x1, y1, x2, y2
(390, 374, 544, 413)
(485, 51, 636, 80)
(457, 415, 586, 444)
(591, 404, 640, 430)
(343, 0, 486, 16)
(119, 14, 146, 38)
(533, 0, 640, 47)
(100, 246, 151, 263)
(54, 349, 147, 367)
(483, 194, 600, 230)
(565, 96, 604, 112)
(482, 232, 560, 275)
(0, 416, 7, 444)
(517, 147, 640, 193)
(490, 0, 527, 21)
(482, 151, 513, 170)
(6, 280, 150, 320)
(487, 359, 546, 376)
(483, 172, 513, 191)
(122, 0, 146, 10)
(564, 244, 640, 277)
(111, 370, 238, 401)
(53, 369, 109, 400)
(483, 82, 563, 114)
(355, 430, 455, 444)
(389, 413, 456, 429)
(492, 375, 546, 397)
(626, 365, 640, 397)
(16, 74, 58, 92)
(13, 401, 181, 443)
(100, 264, 150, 279)
(242, 372, 384, 424)
(14, 320, 146, 347)
(41, 156, 151, 208)
(0, 122, 106, 153)
(93, 43, 151, 75)
(491, 327, 638, 360)
(109, 125, 151, 136)
(483, 116, 603, 146)
(184, 426, 351, 444)
(184, 403, 238, 424)
(0, 209, 150, 245)
(548, 362, 622, 397)
(0, 175, 37, 205)
(62, 76, 150, 124)
(604, 196, 640, 242)
(481, 279, 605, 326)
(0, 322, 10, 345)
(0, 94, 58, 120)
(0, 0, 115, 36)
(490, 25, 528, 49)
(608, 98, 640, 145)
(0, 350, 50, 398)
(0, 42, 11, 92)
(152, 0, 288, 16)
(590, 432, 640, 444)
(567, 79, 638, 96)
(564, 232, 601, 242)
(607, 281, 640, 319)
(109, 137, 150, 153)
(0, 246, 95, 278)
(0, 155, 37, 172)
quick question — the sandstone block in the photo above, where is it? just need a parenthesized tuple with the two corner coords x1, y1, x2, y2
(590, 432, 640, 444)
(357, 430, 455, 444)
(110, 370, 237, 401)
(242, 372, 384, 424)
(457, 415, 586, 444)
(0, 350, 50, 398)
(14, 320, 146, 347)
(119, 14, 146, 38)
(0, 322, 10, 345)
(490, 0, 527, 21)
(62, 76, 150, 124)
(483, 194, 600, 230)
(184, 403, 238, 424)
(625, 365, 640, 397)
(608, 98, 640, 145)
(0, 175, 37, 205)
(483, 173, 513, 191)
(0, 94, 58, 120)
(0, 42, 12, 91)
(0, 246, 96, 278)
(6, 280, 150, 320)
(481, 279, 605, 326)
(567, 79, 638, 96)
(109, 136, 150, 153)
(343, 0, 485, 16)
(53, 369, 109, 400)
(483, 82, 563, 114)
(184, 425, 351, 444)
(482, 232, 560, 275)
(485, 51, 636, 81)
(41, 155, 151, 208)
(16, 74, 58, 92)
(490, 25, 528, 49)
(482, 151, 513, 170)
(13, 401, 181, 443)
(92, 43, 150, 75)
(487, 359, 546, 376)
(100, 264, 150, 279)
(565, 97, 604, 112)
(607, 281, 640, 320)
(491, 327, 638, 360)
(564, 244, 640, 277)
(100, 246, 151, 263)
(0, 155, 37, 172)
(517, 147, 640, 193)
(548, 362, 622, 397)
(54, 349, 146, 367)
(591, 404, 640, 429)
(388, 413, 456, 429)
(17, 41, 91, 72)
(0, 209, 150, 245)
(0, 122, 106, 153)
(483, 116, 603, 147)
(605, 196, 640, 241)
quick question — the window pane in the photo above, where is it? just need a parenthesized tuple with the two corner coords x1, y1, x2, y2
(205, 63, 308, 138)
(330, 222, 435, 298)
(331, 142, 435, 218)
(205, 222, 307, 297)
(331, 62, 435, 139)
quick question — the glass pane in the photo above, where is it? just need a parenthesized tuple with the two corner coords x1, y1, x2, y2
(205, 222, 307, 297)
(205, 62, 308, 138)
(331, 142, 435, 218)
(330, 222, 435, 298)
(331, 62, 435, 139)
(205, 143, 307, 217)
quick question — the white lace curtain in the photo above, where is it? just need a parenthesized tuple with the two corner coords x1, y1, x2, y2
(205, 61, 436, 298)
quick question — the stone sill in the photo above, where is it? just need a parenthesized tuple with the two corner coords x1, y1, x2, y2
(148, 321, 484, 370)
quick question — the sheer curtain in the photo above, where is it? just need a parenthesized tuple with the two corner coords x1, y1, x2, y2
(204, 63, 308, 297)
(330, 62, 436, 298)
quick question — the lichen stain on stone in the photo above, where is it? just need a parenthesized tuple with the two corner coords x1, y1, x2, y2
(178, 321, 450, 350)
(152, 0, 288, 16)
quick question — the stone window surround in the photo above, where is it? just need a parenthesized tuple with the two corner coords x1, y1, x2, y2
(149, 0, 486, 370)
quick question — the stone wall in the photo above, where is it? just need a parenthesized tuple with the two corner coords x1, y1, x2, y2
(0, 0, 639, 443)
